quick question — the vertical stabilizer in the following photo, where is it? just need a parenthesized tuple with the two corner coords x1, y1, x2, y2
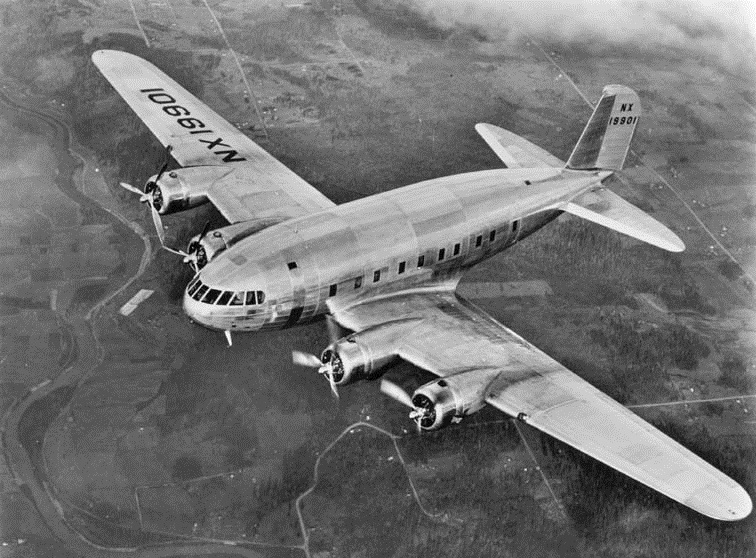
(566, 85, 640, 171)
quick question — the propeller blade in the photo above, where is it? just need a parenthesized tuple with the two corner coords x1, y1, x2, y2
(155, 145, 173, 183)
(184, 255, 199, 275)
(150, 204, 166, 246)
(164, 246, 188, 258)
(380, 379, 414, 409)
(119, 182, 144, 196)
(198, 220, 212, 242)
(326, 314, 343, 344)
(292, 350, 322, 368)
(327, 372, 339, 399)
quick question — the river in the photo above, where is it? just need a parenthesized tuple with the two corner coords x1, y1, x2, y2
(0, 85, 272, 557)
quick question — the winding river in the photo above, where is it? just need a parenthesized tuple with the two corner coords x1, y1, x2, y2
(0, 87, 269, 557)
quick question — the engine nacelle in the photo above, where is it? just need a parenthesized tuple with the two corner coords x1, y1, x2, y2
(411, 368, 501, 431)
(147, 165, 232, 215)
(186, 218, 284, 269)
(320, 319, 422, 386)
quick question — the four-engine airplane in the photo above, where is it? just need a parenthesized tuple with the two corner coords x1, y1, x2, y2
(92, 50, 752, 521)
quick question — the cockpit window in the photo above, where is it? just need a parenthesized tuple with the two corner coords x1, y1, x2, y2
(194, 284, 208, 301)
(192, 286, 265, 306)
(203, 289, 222, 304)
(188, 279, 202, 297)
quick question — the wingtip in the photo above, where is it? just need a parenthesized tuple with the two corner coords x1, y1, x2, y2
(661, 233, 686, 253)
(91, 49, 137, 64)
(721, 485, 753, 521)
(686, 482, 752, 521)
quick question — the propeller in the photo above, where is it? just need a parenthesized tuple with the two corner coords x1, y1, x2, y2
(119, 181, 146, 197)
(292, 350, 340, 398)
(183, 220, 212, 272)
(119, 179, 166, 241)
(154, 149, 171, 184)
(326, 314, 344, 344)
(380, 379, 429, 432)
(380, 378, 414, 408)
(292, 350, 321, 368)
(118, 149, 210, 274)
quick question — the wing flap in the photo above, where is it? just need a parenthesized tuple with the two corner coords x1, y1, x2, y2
(475, 123, 564, 168)
(563, 187, 685, 252)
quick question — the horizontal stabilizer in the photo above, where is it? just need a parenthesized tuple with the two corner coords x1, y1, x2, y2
(563, 188, 685, 252)
(475, 123, 564, 168)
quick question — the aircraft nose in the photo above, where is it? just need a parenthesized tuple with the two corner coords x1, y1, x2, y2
(183, 288, 210, 327)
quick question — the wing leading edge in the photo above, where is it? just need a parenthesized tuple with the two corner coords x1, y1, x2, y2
(330, 291, 752, 521)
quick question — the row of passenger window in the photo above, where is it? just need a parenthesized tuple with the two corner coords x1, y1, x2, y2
(187, 277, 266, 306)
(327, 226, 512, 296)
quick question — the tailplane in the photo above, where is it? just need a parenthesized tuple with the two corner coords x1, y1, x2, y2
(566, 85, 640, 171)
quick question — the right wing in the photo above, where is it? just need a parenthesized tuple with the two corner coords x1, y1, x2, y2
(92, 50, 334, 223)
(475, 123, 565, 168)
(331, 290, 752, 521)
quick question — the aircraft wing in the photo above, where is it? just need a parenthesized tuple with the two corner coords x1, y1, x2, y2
(330, 290, 752, 521)
(91, 50, 334, 223)
(475, 123, 564, 168)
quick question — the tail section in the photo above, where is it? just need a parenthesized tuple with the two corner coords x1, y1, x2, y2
(566, 85, 640, 171)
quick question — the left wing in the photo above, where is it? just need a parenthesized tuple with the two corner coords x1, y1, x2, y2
(92, 50, 334, 223)
(330, 290, 752, 521)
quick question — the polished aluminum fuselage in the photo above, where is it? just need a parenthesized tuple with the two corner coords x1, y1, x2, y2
(183, 167, 604, 331)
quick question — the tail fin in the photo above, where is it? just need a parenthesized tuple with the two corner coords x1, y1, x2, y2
(566, 85, 640, 171)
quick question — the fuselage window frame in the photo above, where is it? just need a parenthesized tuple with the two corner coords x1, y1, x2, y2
(204, 288, 222, 304)
(354, 276, 363, 289)
(489, 229, 496, 242)
(417, 255, 425, 268)
(229, 292, 244, 306)
(329, 284, 337, 297)
(256, 291, 265, 304)
(512, 219, 520, 233)
(438, 248, 445, 262)
(287, 261, 298, 270)
(245, 291, 257, 305)
(398, 261, 406, 274)
(188, 280, 202, 297)
(475, 234, 483, 248)
(216, 291, 233, 305)
(453, 243, 460, 256)
(373, 270, 381, 283)
(194, 284, 209, 301)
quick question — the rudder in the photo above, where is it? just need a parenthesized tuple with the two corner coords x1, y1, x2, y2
(566, 85, 640, 171)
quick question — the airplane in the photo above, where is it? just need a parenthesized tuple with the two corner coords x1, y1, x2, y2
(92, 49, 752, 521)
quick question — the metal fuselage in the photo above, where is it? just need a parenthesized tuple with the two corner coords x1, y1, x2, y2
(183, 167, 606, 331)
